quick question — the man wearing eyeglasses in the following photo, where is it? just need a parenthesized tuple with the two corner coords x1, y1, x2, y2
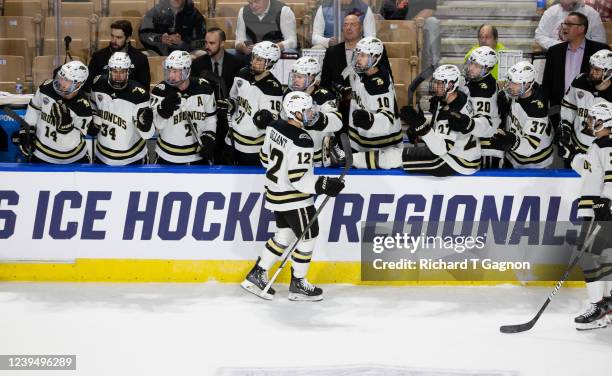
(542, 11, 609, 153)
(535, 0, 606, 51)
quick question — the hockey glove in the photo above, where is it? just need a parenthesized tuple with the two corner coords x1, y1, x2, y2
(14, 126, 35, 156)
(490, 130, 519, 151)
(443, 111, 475, 134)
(593, 198, 612, 222)
(253, 109, 275, 130)
(557, 140, 577, 162)
(352, 109, 374, 130)
(332, 82, 352, 102)
(136, 107, 154, 133)
(401, 106, 430, 137)
(87, 121, 100, 137)
(157, 92, 181, 119)
(199, 133, 216, 163)
(315, 176, 345, 197)
(216, 98, 236, 114)
(51, 102, 73, 134)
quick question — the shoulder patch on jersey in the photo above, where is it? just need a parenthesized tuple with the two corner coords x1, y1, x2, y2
(519, 87, 549, 118)
(43, 79, 53, 86)
(468, 74, 497, 98)
(256, 76, 284, 96)
(132, 86, 146, 95)
(312, 87, 336, 105)
(363, 72, 391, 96)
(448, 91, 470, 113)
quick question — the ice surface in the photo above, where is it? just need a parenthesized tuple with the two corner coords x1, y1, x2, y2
(0, 283, 609, 376)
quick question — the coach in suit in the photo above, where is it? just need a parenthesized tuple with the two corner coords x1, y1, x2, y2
(542, 11, 609, 116)
(192, 28, 247, 94)
(192, 27, 246, 164)
(320, 14, 391, 136)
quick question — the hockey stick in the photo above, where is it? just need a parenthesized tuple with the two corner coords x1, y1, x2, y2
(3, 106, 33, 162)
(407, 64, 435, 107)
(259, 133, 353, 298)
(499, 219, 601, 334)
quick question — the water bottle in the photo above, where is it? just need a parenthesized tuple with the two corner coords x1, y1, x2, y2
(536, 0, 546, 15)
(15, 77, 23, 95)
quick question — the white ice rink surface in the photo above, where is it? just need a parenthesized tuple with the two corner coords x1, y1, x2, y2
(0, 283, 610, 376)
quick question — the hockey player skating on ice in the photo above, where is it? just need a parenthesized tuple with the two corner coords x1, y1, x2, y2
(491, 61, 554, 168)
(150, 50, 217, 165)
(20, 61, 93, 164)
(90, 52, 154, 165)
(241, 91, 345, 301)
(287, 56, 343, 166)
(347, 36, 402, 153)
(352, 64, 481, 176)
(565, 101, 612, 330)
(217, 41, 285, 166)
(559, 49, 612, 163)
(463, 46, 502, 168)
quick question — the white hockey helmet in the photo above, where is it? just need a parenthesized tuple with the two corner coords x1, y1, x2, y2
(164, 50, 191, 86)
(464, 46, 497, 82)
(429, 64, 461, 99)
(53, 60, 88, 96)
(586, 101, 612, 134)
(588, 49, 612, 85)
(351, 36, 384, 74)
(250, 41, 281, 75)
(107, 52, 132, 89)
(288, 56, 321, 91)
(283, 91, 320, 127)
(504, 61, 536, 99)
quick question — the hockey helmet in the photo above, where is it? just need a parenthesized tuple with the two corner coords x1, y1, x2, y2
(429, 64, 461, 99)
(588, 49, 612, 86)
(164, 50, 191, 86)
(464, 46, 497, 82)
(283, 91, 320, 127)
(250, 41, 281, 75)
(585, 101, 612, 135)
(288, 56, 321, 91)
(107, 52, 132, 90)
(504, 61, 536, 99)
(351, 36, 384, 74)
(53, 60, 88, 97)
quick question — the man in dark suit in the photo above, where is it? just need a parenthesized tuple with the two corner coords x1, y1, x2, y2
(320, 14, 391, 138)
(86, 20, 150, 91)
(542, 11, 609, 120)
(192, 27, 247, 164)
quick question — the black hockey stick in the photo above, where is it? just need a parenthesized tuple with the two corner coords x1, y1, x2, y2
(3, 105, 33, 162)
(407, 64, 435, 107)
(499, 219, 600, 334)
(260, 133, 353, 298)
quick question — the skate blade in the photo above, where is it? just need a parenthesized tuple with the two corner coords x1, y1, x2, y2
(240, 280, 273, 300)
(575, 319, 607, 331)
(288, 292, 323, 302)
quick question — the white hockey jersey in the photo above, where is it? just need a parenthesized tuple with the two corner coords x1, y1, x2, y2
(90, 76, 153, 165)
(467, 74, 501, 158)
(260, 120, 318, 212)
(25, 80, 92, 164)
(348, 66, 402, 152)
(421, 92, 482, 175)
(225, 68, 285, 155)
(151, 77, 217, 163)
(504, 85, 554, 168)
(280, 86, 343, 166)
(574, 135, 612, 219)
(561, 73, 612, 153)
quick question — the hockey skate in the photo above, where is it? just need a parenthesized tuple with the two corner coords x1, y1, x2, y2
(574, 300, 609, 330)
(605, 295, 612, 321)
(288, 268, 323, 302)
(240, 258, 275, 300)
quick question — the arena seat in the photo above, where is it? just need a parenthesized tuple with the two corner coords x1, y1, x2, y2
(108, 1, 148, 17)
(32, 55, 85, 88)
(388, 58, 412, 85)
(95, 17, 144, 50)
(604, 21, 612, 48)
(0, 16, 42, 55)
(206, 17, 238, 40)
(3, 0, 42, 17)
(0, 38, 33, 77)
(0, 55, 26, 93)
(148, 56, 166, 88)
(394, 83, 408, 108)
(44, 17, 95, 58)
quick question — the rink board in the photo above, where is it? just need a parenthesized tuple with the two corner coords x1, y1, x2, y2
(0, 164, 586, 284)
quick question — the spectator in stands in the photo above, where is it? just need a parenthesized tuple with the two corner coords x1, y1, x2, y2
(380, 0, 440, 67)
(464, 24, 505, 80)
(311, 0, 376, 49)
(535, 0, 607, 50)
(192, 27, 247, 164)
(585, 0, 611, 22)
(542, 12, 609, 129)
(234, 0, 297, 55)
(139, 0, 206, 56)
(320, 14, 391, 140)
(87, 20, 150, 91)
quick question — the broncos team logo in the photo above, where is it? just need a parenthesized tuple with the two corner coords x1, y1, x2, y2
(374, 78, 384, 86)
(132, 87, 146, 95)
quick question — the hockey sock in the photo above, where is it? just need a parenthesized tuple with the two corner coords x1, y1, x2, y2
(586, 280, 606, 303)
(291, 238, 315, 278)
